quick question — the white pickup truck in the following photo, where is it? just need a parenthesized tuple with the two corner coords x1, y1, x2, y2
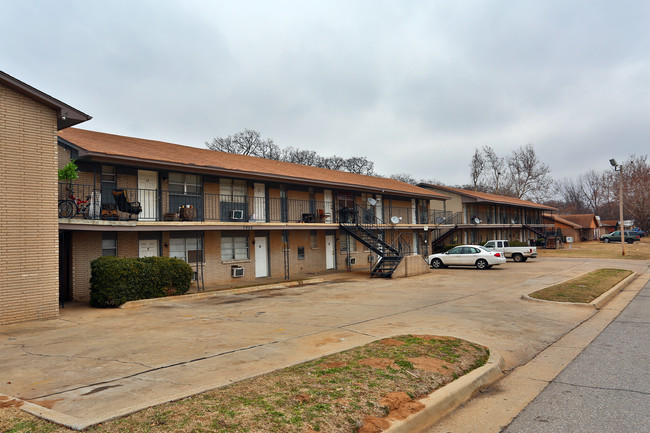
(483, 240, 537, 262)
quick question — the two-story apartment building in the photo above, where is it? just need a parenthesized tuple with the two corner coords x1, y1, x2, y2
(417, 184, 556, 249)
(57, 128, 447, 303)
(1, 71, 91, 325)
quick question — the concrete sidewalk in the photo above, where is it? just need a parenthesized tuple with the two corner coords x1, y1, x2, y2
(501, 276, 650, 432)
(1, 257, 647, 430)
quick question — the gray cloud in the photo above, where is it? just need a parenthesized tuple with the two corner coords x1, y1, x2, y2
(2, 0, 649, 186)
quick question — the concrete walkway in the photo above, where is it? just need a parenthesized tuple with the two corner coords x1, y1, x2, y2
(0, 257, 647, 430)
(501, 277, 650, 432)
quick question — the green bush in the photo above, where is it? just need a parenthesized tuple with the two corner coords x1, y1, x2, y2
(90, 256, 193, 307)
(509, 240, 530, 247)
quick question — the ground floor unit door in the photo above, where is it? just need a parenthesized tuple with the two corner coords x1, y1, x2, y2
(255, 236, 269, 277)
(326, 234, 336, 269)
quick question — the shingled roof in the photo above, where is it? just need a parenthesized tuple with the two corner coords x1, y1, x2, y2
(418, 183, 556, 211)
(58, 128, 447, 200)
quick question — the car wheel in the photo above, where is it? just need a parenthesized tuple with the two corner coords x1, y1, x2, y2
(476, 259, 488, 270)
(521, 257, 528, 262)
(513, 253, 523, 262)
(431, 258, 443, 269)
(626, 239, 634, 244)
(603, 238, 610, 243)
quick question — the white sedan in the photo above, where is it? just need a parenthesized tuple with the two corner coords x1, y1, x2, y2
(428, 245, 506, 270)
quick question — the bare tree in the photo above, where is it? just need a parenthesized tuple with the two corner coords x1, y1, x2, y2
(389, 173, 418, 185)
(579, 170, 610, 215)
(620, 154, 650, 231)
(555, 178, 587, 214)
(469, 148, 485, 191)
(482, 146, 506, 193)
(206, 129, 279, 158)
(343, 156, 375, 175)
(207, 130, 376, 175)
(505, 144, 553, 201)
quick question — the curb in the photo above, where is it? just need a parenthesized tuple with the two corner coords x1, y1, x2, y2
(121, 277, 327, 308)
(520, 272, 637, 310)
(383, 348, 505, 433)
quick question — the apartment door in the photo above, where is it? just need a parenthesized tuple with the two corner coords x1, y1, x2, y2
(325, 234, 335, 269)
(139, 239, 159, 258)
(324, 189, 333, 223)
(255, 236, 269, 277)
(138, 170, 158, 220)
(253, 183, 266, 221)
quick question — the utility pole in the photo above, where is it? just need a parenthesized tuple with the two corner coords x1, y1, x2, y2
(610, 159, 625, 256)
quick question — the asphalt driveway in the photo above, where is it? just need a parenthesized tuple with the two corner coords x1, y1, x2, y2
(1, 256, 647, 429)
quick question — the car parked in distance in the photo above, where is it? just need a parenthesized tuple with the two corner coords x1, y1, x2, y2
(600, 230, 641, 244)
(428, 245, 506, 270)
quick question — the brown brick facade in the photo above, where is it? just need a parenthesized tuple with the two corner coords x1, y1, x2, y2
(1, 84, 59, 324)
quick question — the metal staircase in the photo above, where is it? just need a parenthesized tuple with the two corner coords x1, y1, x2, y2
(339, 205, 403, 278)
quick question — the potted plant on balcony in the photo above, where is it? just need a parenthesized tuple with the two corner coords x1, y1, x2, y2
(58, 160, 79, 192)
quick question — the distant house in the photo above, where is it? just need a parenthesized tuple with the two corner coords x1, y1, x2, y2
(417, 184, 556, 249)
(542, 213, 601, 242)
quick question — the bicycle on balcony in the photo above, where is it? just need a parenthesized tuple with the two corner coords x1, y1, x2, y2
(58, 188, 99, 219)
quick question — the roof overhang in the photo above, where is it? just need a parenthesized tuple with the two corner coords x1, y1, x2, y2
(0, 70, 91, 130)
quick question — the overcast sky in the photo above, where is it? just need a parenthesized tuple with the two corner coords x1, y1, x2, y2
(2, 1, 649, 185)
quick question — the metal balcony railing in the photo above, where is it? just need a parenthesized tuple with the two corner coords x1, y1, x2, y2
(58, 183, 427, 224)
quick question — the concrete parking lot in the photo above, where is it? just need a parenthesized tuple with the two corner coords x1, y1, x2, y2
(1, 256, 647, 429)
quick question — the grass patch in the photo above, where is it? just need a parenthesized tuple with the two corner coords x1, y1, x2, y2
(0, 335, 488, 433)
(539, 239, 650, 260)
(530, 268, 632, 303)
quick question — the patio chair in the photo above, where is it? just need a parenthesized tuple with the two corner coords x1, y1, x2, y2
(112, 189, 142, 220)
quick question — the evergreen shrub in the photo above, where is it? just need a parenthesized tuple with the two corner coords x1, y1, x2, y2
(90, 256, 193, 307)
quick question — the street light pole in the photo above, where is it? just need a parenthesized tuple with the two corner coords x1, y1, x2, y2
(609, 159, 625, 256)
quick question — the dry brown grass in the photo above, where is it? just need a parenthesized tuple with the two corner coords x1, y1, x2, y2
(529, 268, 632, 303)
(0, 335, 488, 433)
(538, 238, 650, 260)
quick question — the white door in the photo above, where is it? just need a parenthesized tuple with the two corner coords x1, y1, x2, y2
(324, 190, 333, 223)
(375, 195, 383, 222)
(255, 236, 269, 277)
(253, 183, 266, 221)
(138, 170, 158, 220)
(325, 234, 335, 269)
(139, 239, 159, 258)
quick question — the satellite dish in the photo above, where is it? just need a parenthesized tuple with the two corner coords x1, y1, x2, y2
(436, 217, 445, 224)
(390, 216, 400, 224)
(473, 217, 481, 224)
(367, 198, 377, 206)
(511, 219, 516, 224)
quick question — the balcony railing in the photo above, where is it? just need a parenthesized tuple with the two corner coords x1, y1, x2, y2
(58, 184, 429, 224)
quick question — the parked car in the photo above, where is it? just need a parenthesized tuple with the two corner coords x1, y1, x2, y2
(632, 228, 646, 237)
(483, 239, 537, 262)
(428, 245, 506, 270)
(600, 230, 641, 244)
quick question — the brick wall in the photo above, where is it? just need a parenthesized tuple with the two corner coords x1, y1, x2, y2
(0, 84, 59, 324)
(70, 231, 102, 302)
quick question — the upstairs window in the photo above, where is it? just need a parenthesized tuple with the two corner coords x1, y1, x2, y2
(169, 173, 201, 195)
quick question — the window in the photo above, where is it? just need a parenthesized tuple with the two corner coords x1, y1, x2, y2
(170, 234, 204, 263)
(101, 165, 116, 183)
(222, 235, 249, 260)
(310, 230, 318, 249)
(220, 178, 247, 202)
(297, 247, 305, 260)
(340, 235, 357, 252)
(102, 232, 117, 256)
(169, 173, 201, 195)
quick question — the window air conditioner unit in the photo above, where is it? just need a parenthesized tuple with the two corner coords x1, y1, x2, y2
(231, 267, 244, 277)
(230, 210, 244, 220)
(348, 257, 356, 265)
